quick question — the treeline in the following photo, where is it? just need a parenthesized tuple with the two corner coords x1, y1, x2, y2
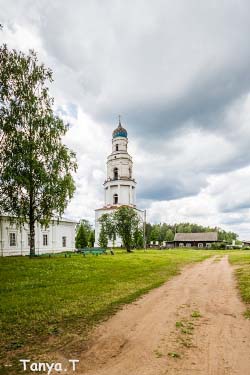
(146, 222, 238, 244)
(75, 219, 239, 248)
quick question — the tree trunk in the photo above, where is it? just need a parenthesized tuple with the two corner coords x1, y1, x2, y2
(126, 245, 132, 253)
(29, 206, 35, 257)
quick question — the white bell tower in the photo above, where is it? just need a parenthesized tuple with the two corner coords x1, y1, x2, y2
(104, 118, 136, 207)
(94, 119, 142, 247)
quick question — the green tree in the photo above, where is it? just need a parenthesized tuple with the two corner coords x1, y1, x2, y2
(150, 224, 161, 242)
(89, 230, 95, 247)
(98, 224, 108, 249)
(76, 219, 93, 245)
(145, 223, 152, 244)
(0, 45, 77, 256)
(75, 223, 88, 249)
(165, 228, 174, 241)
(113, 206, 142, 252)
(98, 213, 116, 245)
(133, 226, 144, 248)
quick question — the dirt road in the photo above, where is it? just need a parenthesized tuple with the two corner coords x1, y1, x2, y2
(75, 256, 250, 375)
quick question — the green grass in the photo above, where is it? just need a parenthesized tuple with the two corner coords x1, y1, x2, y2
(168, 351, 181, 358)
(0, 249, 215, 373)
(229, 252, 250, 308)
(191, 310, 202, 318)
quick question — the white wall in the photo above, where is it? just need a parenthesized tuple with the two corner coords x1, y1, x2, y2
(112, 136, 128, 153)
(0, 216, 76, 256)
(107, 156, 133, 180)
(104, 180, 136, 206)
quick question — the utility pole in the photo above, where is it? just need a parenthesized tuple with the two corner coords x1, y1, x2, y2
(143, 209, 147, 251)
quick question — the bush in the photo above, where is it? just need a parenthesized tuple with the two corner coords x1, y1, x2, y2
(211, 242, 226, 250)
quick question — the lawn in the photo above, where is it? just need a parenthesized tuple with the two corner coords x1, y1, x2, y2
(229, 252, 250, 318)
(0, 249, 214, 373)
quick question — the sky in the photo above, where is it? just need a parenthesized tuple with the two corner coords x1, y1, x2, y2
(1, 0, 250, 238)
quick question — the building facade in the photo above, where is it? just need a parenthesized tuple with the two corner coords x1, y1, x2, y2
(174, 232, 219, 248)
(95, 120, 143, 247)
(0, 215, 77, 256)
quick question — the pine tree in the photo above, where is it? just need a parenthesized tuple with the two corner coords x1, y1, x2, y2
(75, 224, 88, 249)
(89, 230, 95, 247)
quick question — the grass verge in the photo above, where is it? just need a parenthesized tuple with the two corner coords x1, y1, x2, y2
(229, 252, 250, 318)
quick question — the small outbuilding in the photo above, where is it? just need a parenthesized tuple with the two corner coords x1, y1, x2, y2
(242, 240, 250, 247)
(174, 232, 218, 248)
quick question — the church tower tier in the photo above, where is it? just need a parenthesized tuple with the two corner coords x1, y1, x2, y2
(103, 120, 136, 207)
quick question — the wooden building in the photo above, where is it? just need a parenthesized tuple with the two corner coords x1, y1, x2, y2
(242, 240, 250, 247)
(174, 232, 219, 248)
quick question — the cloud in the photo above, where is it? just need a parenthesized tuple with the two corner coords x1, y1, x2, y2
(1, 1, 250, 237)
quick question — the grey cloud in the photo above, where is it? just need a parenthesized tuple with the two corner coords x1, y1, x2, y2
(221, 215, 250, 225)
(99, 62, 250, 140)
(2, 0, 250, 235)
(221, 201, 250, 214)
(137, 173, 207, 202)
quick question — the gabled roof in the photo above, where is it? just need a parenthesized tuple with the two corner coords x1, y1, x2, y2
(174, 232, 218, 242)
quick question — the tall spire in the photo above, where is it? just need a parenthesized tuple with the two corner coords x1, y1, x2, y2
(118, 114, 122, 127)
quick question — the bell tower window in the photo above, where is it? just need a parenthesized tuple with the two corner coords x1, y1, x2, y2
(113, 194, 118, 204)
(116, 144, 119, 151)
(114, 168, 118, 180)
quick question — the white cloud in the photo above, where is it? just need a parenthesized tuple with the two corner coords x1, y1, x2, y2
(61, 110, 109, 223)
(1, 1, 250, 238)
(146, 166, 250, 238)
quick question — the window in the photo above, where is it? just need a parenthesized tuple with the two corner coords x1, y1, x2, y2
(9, 233, 16, 246)
(113, 168, 118, 180)
(129, 168, 132, 178)
(179, 243, 184, 247)
(43, 234, 48, 246)
(113, 194, 118, 204)
(27, 234, 30, 246)
(116, 144, 119, 151)
(62, 236, 67, 247)
(198, 243, 203, 248)
(206, 243, 211, 248)
(186, 243, 191, 247)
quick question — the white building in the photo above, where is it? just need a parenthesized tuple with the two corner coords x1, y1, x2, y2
(94, 120, 144, 247)
(0, 215, 77, 256)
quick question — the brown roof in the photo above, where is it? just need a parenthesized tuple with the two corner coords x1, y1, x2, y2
(174, 232, 218, 242)
(95, 204, 137, 211)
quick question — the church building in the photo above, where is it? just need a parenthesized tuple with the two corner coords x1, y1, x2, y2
(94, 120, 144, 247)
(0, 215, 77, 256)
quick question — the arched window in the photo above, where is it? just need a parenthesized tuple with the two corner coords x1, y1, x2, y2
(113, 168, 118, 180)
(113, 194, 118, 204)
(129, 168, 132, 178)
(116, 144, 119, 151)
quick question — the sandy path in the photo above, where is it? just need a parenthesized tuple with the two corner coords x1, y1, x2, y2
(74, 256, 250, 375)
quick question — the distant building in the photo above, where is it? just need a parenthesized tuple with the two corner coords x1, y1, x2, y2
(94, 119, 144, 247)
(174, 232, 219, 248)
(242, 240, 250, 247)
(0, 215, 77, 256)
